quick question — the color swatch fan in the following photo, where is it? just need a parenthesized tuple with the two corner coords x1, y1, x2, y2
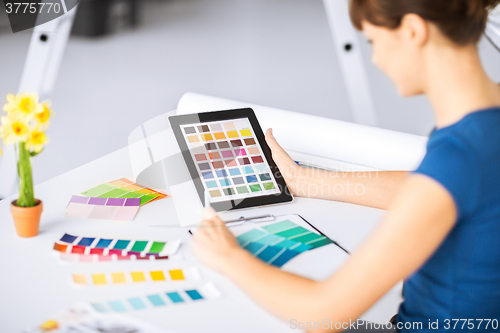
(66, 179, 169, 221)
(233, 219, 334, 267)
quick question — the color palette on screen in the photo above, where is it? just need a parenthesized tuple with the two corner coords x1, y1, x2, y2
(72, 267, 200, 286)
(181, 118, 280, 203)
(80, 178, 169, 206)
(65, 195, 140, 221)
(89, 282, 222, 312)
(54, 234, 180, 260)
(235, 220, 333, 267)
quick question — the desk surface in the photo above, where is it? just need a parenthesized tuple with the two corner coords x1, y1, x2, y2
(0, 146, 402, 332)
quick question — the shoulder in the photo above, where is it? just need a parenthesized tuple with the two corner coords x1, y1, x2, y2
(415, 127, 480, 218)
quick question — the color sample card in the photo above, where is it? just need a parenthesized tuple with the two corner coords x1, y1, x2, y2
(81, 178, 169, 206)
(72, 267, 200, 286)
(54, 234, 181, 261)
(89, 282, 222, 313)
(66, 195, 141, 221)
(181, 118, 280, 203)
(233, 219, 333, 267)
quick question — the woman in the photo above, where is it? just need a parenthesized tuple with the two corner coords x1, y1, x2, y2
(192, 0, 500, 331)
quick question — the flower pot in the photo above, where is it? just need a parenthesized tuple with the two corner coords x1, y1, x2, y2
(10, 199, 43, 238)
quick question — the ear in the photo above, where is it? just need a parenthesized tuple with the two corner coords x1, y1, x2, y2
(400, 13, 429, 47)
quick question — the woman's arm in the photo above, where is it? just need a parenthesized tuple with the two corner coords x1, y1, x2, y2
(266, 129, 408, 209)
(192, 174, 457, 332)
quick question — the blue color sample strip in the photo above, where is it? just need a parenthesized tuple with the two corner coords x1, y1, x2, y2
(90, 302, 107, 313)
(166, 292, 184, 303)
(147, 294, 166, 307)
(108, 300, 127, 312)
(113, 240, 130, 250)
(128, 297, 147, 310)
(77, 237, 95, 246)
(95, 238, 113, 248)
(237, 220, 333, 267)
(185, 290, 204, 301)
(60, 233, 77, 243)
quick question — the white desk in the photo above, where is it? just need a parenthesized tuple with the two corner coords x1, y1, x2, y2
(0, 143, 403, 332)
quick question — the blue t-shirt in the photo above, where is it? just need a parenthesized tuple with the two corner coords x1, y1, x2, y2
(397, 108, 500, 332)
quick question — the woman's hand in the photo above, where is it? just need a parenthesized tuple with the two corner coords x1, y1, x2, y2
(265, 128, 303, 196)
(191, 207, 244, 274)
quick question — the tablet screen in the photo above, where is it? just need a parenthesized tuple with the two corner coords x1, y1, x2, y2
(180, 118, 281, 202)
(169, 108, 293, 211)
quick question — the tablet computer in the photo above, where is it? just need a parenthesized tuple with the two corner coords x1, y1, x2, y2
(169, 108, 293, 212)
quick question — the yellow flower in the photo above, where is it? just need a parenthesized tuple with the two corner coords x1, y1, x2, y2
(35, 101, 54, 129)
(3, 93, 43, 120)
(0, 115, 30, 144)
(25, 129, 49, 153)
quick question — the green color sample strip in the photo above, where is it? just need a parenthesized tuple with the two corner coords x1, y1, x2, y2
(263, 182, 275, 190)
(81, 184, 117, 197)
(308, 237, 333, 249)
(130, 241, 148, 252)
(237, 229, 267, 246)
(275, 226, 310, 239)
(148, 242, 166, 254)
(262, 220, 298, 234)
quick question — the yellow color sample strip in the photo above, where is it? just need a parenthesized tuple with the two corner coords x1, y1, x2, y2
(130, 271, 146, 282)
(169, 269, 185, 280)
(240, 129, 252, 137)
(111, 272, 127, 284)
(92, 274, 107, 285)
(187, 135, 199, 143)
(73, 274, 87, 285)
(213, 132, 226, 140)
(150, 271, 166, 281)
(226, 130, 239, 138)
(201, 133, 214, 141)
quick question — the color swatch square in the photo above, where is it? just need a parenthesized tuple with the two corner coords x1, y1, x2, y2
(263, 182, 275, 190)
(128, 297, 147, 310)
(223, 188, 235, 195)
(228, 168, 241, 176)
(232, 177, 245, 185)
(92, 274, 107, 285)
(109, 300, 127, 312)
(166, 292, 184, 303)
(185, 289, 204, 300)
(252, 156, 264, 164)
(206, 181, 218, 188)
(218, 141, 230, 149)
(219, 178, 232, 186)
(230, 139, 243, 147)
(236, 186, 249, 194)
(210, 190, 222, 198)
(214, 132, 226, 139)
(259, 173, 271, 181)
(150, 271, 166, 281)
(111, 272, 127, 284)
(202, 171, 214, 179)
(244, 138, 256, 145)
(169, 269, 185, 280)
(215, 170, 228, 177)
(73, 274, 87, 285)
(249, 184, 262, 192)
(246, 175, 258, 183)
(147, 294, 166, 307)
(240, 129, 252, 136)
(130, 271, 146, 282)
(227, 130, 239, 138)
(212, 161, 224, 169)
(149, 242, 166, 253)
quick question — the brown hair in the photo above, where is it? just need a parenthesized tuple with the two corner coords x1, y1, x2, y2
(350, 0, 500, 45)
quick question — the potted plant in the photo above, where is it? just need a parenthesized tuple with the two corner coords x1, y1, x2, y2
(0, 93, 53, 237)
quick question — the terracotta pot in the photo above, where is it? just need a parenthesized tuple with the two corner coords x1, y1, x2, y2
(10, 199, 43, 238)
